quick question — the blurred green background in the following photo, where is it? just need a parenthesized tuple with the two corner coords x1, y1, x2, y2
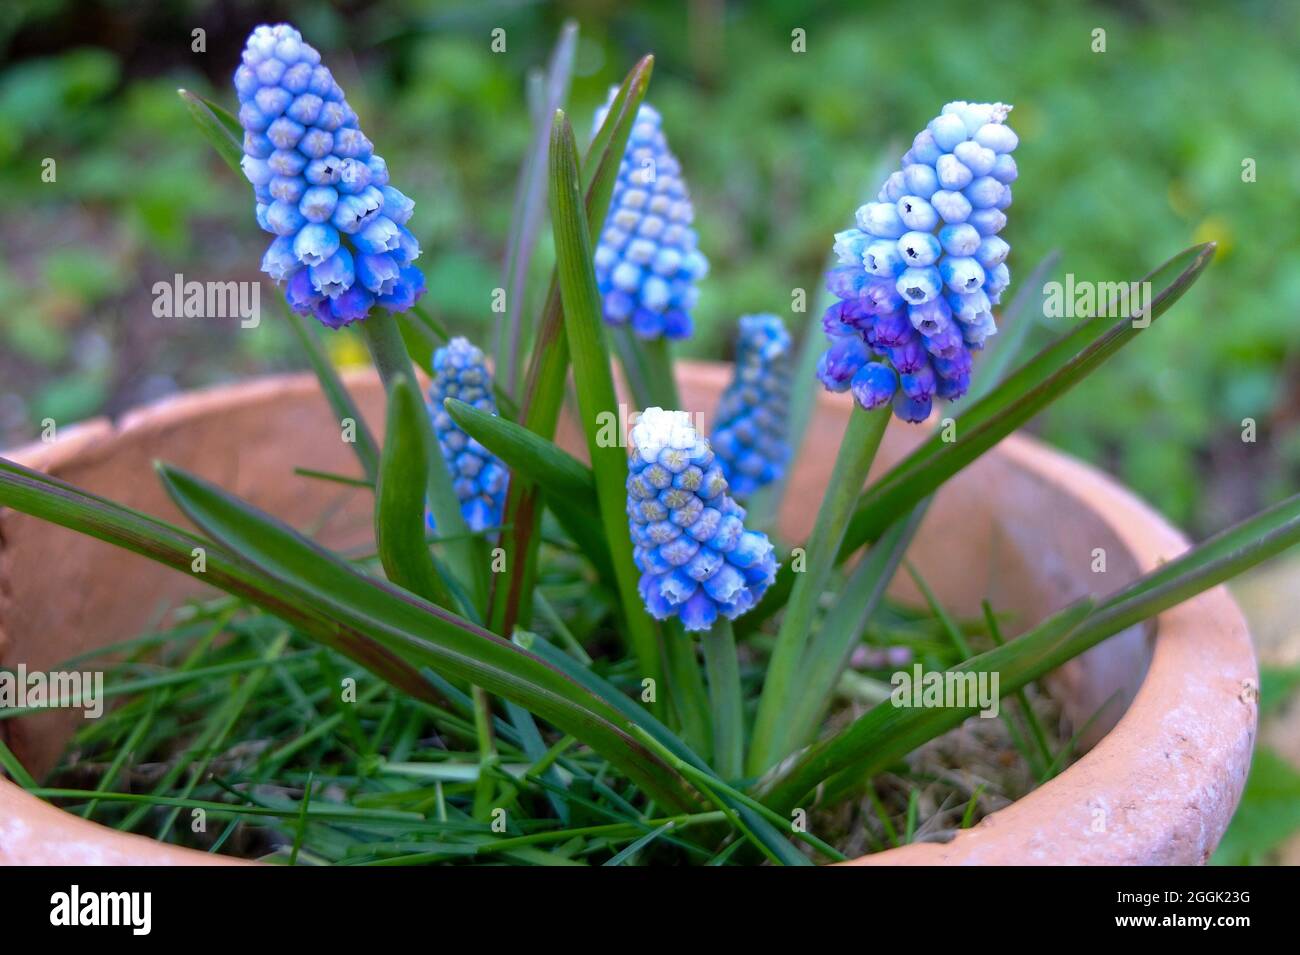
(1, 0, 1298, 863)
(2, 0, 1298, 534)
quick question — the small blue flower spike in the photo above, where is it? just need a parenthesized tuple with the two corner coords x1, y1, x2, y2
(711, 314, 793, 498)
(427, 338, 508, 534)
(592, 93, 708, 340)
(235, 23, 425, 329)
(817, 101, 1018, 422)
(627, 408, 778, 632)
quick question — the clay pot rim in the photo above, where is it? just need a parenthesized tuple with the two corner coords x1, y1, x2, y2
(0, 365, 1255, 865)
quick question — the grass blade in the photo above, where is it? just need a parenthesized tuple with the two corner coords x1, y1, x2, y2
(154, 462, 698, 811)
(767, 488, 1300, 811)
(982, 599, 1055, 779)
(602, 820, 677, 865)
(909, 562, 1049, 780)
(0, 736, 38, 789)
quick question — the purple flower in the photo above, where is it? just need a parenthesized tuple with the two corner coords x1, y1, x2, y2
(816, 102, 1018, 420)
(816, 336, 869, 392)
(850, 362, 898, 410)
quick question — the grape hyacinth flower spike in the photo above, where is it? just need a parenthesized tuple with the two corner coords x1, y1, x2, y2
(592, 93, 708, 340)
(817, 101, 1018, 422)
(427, 338, 509, 534)
(711, 314, 793, 498)
(627, 408, 778, 632)
(235, 23, 425, 329)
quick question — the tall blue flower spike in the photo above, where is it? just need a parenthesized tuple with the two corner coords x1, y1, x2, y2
(627, 408, 778, 632)
(427, 338, 508, 534)
(711, 314, 792, 498)
(817, 101, 1018, 422)
(592, 93, 708, 340)
(235, 23, 425, 329)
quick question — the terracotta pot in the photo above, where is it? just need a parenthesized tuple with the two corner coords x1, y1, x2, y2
(0, 363, 1256, 865)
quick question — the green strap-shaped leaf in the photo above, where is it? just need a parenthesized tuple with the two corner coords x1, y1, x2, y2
(966, 249, 1062, 399)
(741, 243, 1216, 634)
(0, 456, 435, 704)
(497, 20, 579, 396)
(360, 311, 487, 609)
(765, 485, 1300, 811)
(761, 599, 1096, 812)
(488, 56, 653, 643)
(0, 452, 696, 810)
(521, 634, 810, 865)
(548, 109, 662, 690)
(776, 504, 924, 756)
(443, 396, 614, 581)
(153, 462, 698, 812)
(444, 396, 593, 499)
(177, 88, 243, 174)
(281, 303, 381, 484)
(840, 242, 1216, 555)
(375, 374, 455, 610)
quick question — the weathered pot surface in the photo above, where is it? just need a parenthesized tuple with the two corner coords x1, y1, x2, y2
(0, 363, 1257, 864)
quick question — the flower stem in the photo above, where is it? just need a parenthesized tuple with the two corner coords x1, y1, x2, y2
(612, 328, 680, 411)
(746, 405, 891, 776)
(663, 626, 711, 757)
(470, 685, 499, 820)
(702, 619, 743, 779)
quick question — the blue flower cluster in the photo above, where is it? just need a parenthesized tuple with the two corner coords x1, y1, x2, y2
(711, 314, 792, 498)
(817, 101, 1018, 422)
(593, 94, 708, 340)
(234, 23, 425, 329)
(627, 408, 778, 632)
(427, 338, 508, 534)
